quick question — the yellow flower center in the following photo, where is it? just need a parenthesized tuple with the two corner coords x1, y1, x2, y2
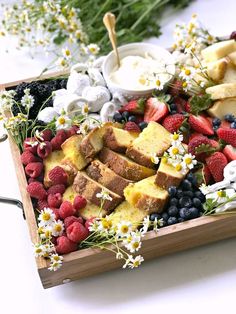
(185, 69, 191, 76)
(44, 230, 52, 238)
(53, 255, 60, 261)
(83, 105, 89, 114)
(172, 133, 179, 140)
(121, 225, 129, 233)
(54, 224, 62, 232)
(139, 77, 146, 85)
(162, 157, 168, 164)
(175, 164, 182, 171)
(58, 117, 66, 125)
(42, 213, 51, 221)
(172, 147, 179, 155)
(35, 248, 42, 254)
(185, 157, 192, 165)
(102, 219, 112, 229)
(156, 79, 161, 86)
(132, 242, 140, 249)
(217, 190, 226, 198)
(133, 261, 140, 267)
(60, 59, 66, 66)
(64, 49, 71, 56)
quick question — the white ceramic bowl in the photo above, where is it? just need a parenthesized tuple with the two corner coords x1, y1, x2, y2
(102, 42, 175, 99)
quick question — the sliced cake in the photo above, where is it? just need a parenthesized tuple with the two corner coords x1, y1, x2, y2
(63, 186, 106, 219)
(61, 134, 89, 171)
(109, 201, 146, 230)
(43, 150, 65, 187)
(103, 126, 139, 153)
(124, 175, 169, 214)
(73, 171, 123, 212)
(155, 158, 187, 189)
(99, 147, 155, 181)
(86, 159, 132, 197)
(126, 121, 171, 168)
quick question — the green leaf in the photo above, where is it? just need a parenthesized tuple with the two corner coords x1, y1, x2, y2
(195, 143, 217, 155)
(189, 94, 212, 115)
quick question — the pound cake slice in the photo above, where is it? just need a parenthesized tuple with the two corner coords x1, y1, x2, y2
(63, 186, 106, 219)
(99, 147, 155, 181)
(86, 159, 132, 197)
(103, 126, 139, 153)
(61, 134, 89, 171)
(124, 175, 168, 214)
(126, 121, 171, 168)
(155, 158, 188, 189)
(109, 201, 147, 230)
(73, 171, 123, 212)
(43, 150, 65, 187)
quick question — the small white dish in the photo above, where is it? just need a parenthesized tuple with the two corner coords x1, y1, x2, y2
(102, 42, 175, 99)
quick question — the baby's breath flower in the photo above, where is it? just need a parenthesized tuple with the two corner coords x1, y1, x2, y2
(0, 90, 16, 112)
(182, 153, 197, 170)
(38, 208, 55, 226)
(56, 114, 71, 130)
(96, 189, 112, 201)
(87, 43, 100, 55)
(52, 220, 64, 237)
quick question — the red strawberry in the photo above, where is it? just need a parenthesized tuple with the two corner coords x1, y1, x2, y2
(23, 137, 38, 154)
(221, 121, 231, 129)
(206, 152, 228, 182)
(55, 236, 77, 254)
(64, 216, 84, 229)
(189, 114, 214, 135)
(203, 164, 212, 185)
(73, 195, 87, 211)
(21, 151, 39, 166)
(47, 184, 66, 195)
(209, 139, 220, 150)
(119, 98, 145, 114)
(174, 97, 187, 113)
(48, 166, 68, 185)
(162, 114, 185, 133)
(168, 80, 183, 96)
(66, 222, 89, 243)
(223, 145, 236, 161)
(48, 193, 62, 208)
(217, 128, 236, 147)
(27, 182, 47, 200)
(188, 135, 213, 161)
(41, 129, 53, 141)
(124, 122, 140, 132)
(59, 201, 76, 219)
(189, 132, 203, 141)
(25, 162, 43, 178)
(37, 141, 52, 159)
(185, 101, 191, 113)
(144, 98, 168, 122)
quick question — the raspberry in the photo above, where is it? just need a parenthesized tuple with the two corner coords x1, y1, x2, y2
(37, 141, 52, 159)
(25, 162, 43, 178)
(28, 172, 44, 184)
(48, 193, 62, 208)
(37, 199, 49, 211)
(21, 150, 38, 166)
(51, 208, 60, 220)
(27, 182, 47, 200)
(47, 184, 66, 195)
(48, 166, 68, 185)
(67, 125, 80, 137)
(23, 137, 38, 154)
(64, 216, 84, 229)
(56, 129, 68, 142)
(59, 201, 76, 219)
(73, 195, 87, 211)
(85, 217, 96, 230)
(66, 222, 89, 243)
(51, 130, 68, 150)
(41, 129, 53, 141)
(124, 121, 140, 132)
(55, 236, 77, 254)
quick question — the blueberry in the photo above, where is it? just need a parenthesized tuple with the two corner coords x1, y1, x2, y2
(179, 196, 192, 208)
(186, 173, 197, 186)
(231, 121, 236, 129)
(122, 111, 130, 120)
(179, 207, 192, 220)
(213, 125, 219, 131)
(193, 198, 202, 208)
(170, 103, 177, 111)
(167, 206, 179, 217)
(168, 186, 177, 197)
(128, 115, 136, 122)
(189, 207, 200, 219)
(183, 191, 194, 198)
(113, 112, 123, 123)
(176, 189, 183, 199)
(224, 114, 235, 122)
(194, 191, 205, 202)
(181, 179, 192, 191)
(150, 213, 161, 221)
(139, 121, 148, 131)
(161, 212, 169, 221)
(169, 197, 178, 206)
(212, 118, 221, 126)
(178, 217, 185, 223)
(167, 216, 178, 225)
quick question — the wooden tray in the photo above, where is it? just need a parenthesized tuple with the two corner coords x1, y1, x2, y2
(1, 72, 236, 289)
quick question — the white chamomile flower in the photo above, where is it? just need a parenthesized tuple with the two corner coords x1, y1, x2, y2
(62, 47, 72, 60)
(182, 80, 192, 92)
(141, 215, 150, 233)
(39, 225, 53, 239)
(88, 219, 100, 232)
(129, 255, 144, 269)
(116, 221, 132, 238)
(43, 243, 54, 254)
(182, 153, 197, 170)
(35, 129, 44, 141)
(98, 216, 113, 233)
(81, 103, 90, 116)
(184, 41, 196, 54)
(199, 183, 211, 195)
(96, 189, 112, 201)
(87, 43, 100, 55)
(116, 252, 124, 260)
(179, 66, 196, 81)
(56, 57, 69, 68)
(38, 208, 56, 226)
(168, 144, 185, 159)
(56, 114, 71, 130)
(48, 261, 63, 271)
(172, 160, 187, 175)
(21, 88, 34, 109)
(77, 120, 90, 135)
(171, 132, 184, 145)
(50, 253, 63, 264)
(125, 232, 142, 253)
(150, 153, 159, 165)
(155, 78, 164, 90)
(153, 218, 159, 232)
(33, 243, 46, 257)
(52, 220, 64, 237)
(206, 189, 236, 204)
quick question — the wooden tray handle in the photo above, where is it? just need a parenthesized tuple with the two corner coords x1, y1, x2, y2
(0, 196, 25, 219)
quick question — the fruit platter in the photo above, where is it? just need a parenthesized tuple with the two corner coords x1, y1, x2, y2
(1, 16, 236, 289)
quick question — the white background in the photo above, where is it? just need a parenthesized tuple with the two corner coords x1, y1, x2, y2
(1, 1, 236, 313)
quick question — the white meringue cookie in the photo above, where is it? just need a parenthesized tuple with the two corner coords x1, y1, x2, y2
(215, 201, 236, 213)
(93, 56, 105, 71)
(100, 101, 117, 123)
(112, 91, 128, 107)
(223, 160, 236, 182)
(38, 107, 59, 123)
(66, 97, 88, 118)
(70, 62, 88, 73)
(88, 68, 106, 87)
(66, 71, 90, 95)
(53, 93, 82, 114)
(82, 86, 110, 112)
(53, 88, 67, 98)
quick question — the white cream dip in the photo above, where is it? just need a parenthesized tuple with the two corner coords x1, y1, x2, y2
(109, 54, 171, 91)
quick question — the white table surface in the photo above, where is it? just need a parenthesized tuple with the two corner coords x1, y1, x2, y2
(1, 1, 236, 313)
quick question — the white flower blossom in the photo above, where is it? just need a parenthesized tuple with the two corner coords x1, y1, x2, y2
(128, 255, 144, 269)
(38, 208, 56, 226)
(21, 88, 34, 109)
(52, 220, 64, 237)
(182, 153, 197, 170)
(56, 114, 71, 130)
(116, 221, 132, 238)
(96, 189, 112, 201)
